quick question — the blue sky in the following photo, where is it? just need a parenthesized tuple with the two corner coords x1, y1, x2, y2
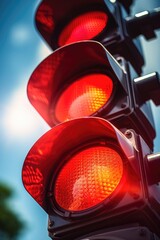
(0, 1, 160, 240)
(0, 0, 51, 239)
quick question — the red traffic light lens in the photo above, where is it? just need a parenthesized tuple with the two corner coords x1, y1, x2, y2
(54, 73, 113, 122)
(58, 11, 108, 46)
(54, 145, 123, 212)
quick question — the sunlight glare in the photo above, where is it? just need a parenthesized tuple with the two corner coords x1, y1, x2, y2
(2, 84, 49, 140)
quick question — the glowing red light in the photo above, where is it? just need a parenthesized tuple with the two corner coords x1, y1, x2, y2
(54, 145, 123, 211)
(54, 73, 113, 122)
(58, 11, 108, 46)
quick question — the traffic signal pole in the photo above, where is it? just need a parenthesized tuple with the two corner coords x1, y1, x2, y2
(22, 1, 160, 239)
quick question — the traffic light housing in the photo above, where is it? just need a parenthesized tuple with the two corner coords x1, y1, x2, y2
(27, 40, 156, 149)
(22, 0, 160, 239)
(22, 117, 160, 239)
(35, 0, 144, 74)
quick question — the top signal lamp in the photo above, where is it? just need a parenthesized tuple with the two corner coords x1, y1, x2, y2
(35, 0, 116, 49)
(35, 0, 144, 74)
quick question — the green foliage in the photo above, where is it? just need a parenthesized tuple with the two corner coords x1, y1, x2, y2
(0, 182, 25, 240)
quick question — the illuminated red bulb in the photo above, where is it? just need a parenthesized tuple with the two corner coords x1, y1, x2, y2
(58, 11, 108, 46)
(54, 146, 123, 211)
(54, 73, 113, 122)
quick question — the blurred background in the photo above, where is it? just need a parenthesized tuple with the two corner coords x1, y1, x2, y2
(0, 0, 160, 239)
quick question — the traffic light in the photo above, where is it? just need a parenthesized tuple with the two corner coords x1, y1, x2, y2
(22, 0, 160, 239)
(22, 117, 160, 239)
(27, 40, 157, 149)
(35, 0, 144, 74)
